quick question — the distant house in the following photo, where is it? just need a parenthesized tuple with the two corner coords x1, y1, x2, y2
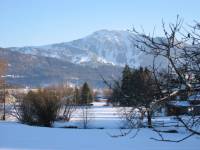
(166, 93, 200, 116)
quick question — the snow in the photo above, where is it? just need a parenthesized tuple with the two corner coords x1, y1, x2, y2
(1, 75, 24, 79)
(168, 101, 191, 107)
(188, 93, 200, 101)
(0, 121, 200, 150)
(55, 102, 124, 129)
(1, 101, 200, 150)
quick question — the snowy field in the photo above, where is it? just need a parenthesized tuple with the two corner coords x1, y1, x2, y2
(1, 122, 200, 150)
(0, 102, 200, 150)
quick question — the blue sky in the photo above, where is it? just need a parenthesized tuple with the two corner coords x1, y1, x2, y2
(0, 0, 200, 47)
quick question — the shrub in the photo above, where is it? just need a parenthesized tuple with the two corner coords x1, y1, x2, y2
(19, 89, 61, 127)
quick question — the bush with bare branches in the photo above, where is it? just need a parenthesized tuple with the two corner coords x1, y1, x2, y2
(17, 90, 61, 127)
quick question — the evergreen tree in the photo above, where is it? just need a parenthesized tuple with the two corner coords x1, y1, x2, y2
(74, 87, 80, 104)
(111, 82, 122, 106)
(80, 82, 93, 105)
(120, 65, 133, 106)
(111, 66, 157, 127)
(130, 67, 157, 128)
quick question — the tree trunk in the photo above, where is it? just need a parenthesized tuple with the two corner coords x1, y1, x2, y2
(3, 83, 6, 120)
(147, 109, 152, 128)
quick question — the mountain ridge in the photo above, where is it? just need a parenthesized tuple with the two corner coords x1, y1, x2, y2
(8, 29, 150, 67)
(0, 48, 122, 88)
(1, 29, 167, 87)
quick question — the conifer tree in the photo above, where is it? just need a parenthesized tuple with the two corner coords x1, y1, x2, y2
(130, 67, 156, 128)
(80, 82, 93, 105)
(74, 87, 80, 104)
(120, 65, 133, 106)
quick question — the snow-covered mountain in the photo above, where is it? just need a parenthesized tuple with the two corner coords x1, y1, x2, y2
(68, 30, 141, 66)
(1, 29, 169, 87)
(9, 30, 155, 67)
(0, 48, 122, 87)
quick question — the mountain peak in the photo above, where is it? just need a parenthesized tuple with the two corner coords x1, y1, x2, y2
(8, 29, 151, 67)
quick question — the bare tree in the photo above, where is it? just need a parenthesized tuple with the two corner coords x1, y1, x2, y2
(47, 84, 77, 122)
(130, 16, 200, 142)
(81, 104, 91, 129)
(62, 96, 77, 121)
(0, 60, 7, 120)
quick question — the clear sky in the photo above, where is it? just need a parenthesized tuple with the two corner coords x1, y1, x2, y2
(0, 0, 200, 47)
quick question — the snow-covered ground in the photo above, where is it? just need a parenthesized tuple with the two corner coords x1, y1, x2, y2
(0, 122, 200, 150)
(0, 101, 200, 150)
(55, 102, 124, 129)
